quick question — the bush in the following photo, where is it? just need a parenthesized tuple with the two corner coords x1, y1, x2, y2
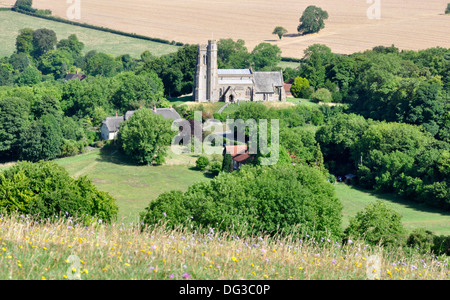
(140, 164, 343, 239)
(344, 201, 406, 247)
(407, 228, 435, 254)
(446, 3, 450, 14)
(311, 88, 333, 103)
(209, 161, 222, 176)
(196, 156, 210, 171)
(0, 161, 118, 222)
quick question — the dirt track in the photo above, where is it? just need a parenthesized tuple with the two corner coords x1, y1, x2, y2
(6, 0, 450, 58)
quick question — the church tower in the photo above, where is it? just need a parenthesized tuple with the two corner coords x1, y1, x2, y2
(207, 40, 219, 102)
(193, 40, 219, 102)
(193, 43, 207, 102)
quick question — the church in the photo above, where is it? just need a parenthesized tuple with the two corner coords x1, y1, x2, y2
(193, 40, 287, 103)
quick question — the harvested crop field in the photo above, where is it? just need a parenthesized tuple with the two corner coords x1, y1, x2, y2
(3, 0, 450, 58)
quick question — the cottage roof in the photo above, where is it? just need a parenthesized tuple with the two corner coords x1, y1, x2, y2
(232, 152, 250, 163)
(153, 108, 181, 120)
(102, 116, 124, 133)
(64, 73, 86, 82)
(253, 71, 284, 94)
(225, 145, 247, 157)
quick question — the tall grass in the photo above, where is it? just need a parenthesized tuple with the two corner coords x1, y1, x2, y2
(0, 213, 448, 280)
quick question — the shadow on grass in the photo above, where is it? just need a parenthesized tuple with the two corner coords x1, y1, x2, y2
(187, 166, 217, 179)
(346, 184, 450, 217)
(96, 145, 138, 166)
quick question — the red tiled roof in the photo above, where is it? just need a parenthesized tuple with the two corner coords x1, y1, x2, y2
(232, 152, 250, 163)
(225, 145, 247, 157)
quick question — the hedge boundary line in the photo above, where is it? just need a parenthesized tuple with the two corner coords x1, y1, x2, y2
(11, 8, 185, 47)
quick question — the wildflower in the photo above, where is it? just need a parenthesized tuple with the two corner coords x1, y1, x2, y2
(169, 274, 174, 279)
(182, 273, 191, 279)
(232, 256, 239, 262)
(162, 212, 167, 218)
(41, 276, 46, 280)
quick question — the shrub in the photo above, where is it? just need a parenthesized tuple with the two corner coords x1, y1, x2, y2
(407, 228, 435, 254)
(311, 88, 333, 103)
(209, 161, 222, 175)
(196, 156, 210, 171)
(0, 161, 118, 222)
(344, 201, 406, 247)
(446, 3, 450, 14)
(140, 164, 343, 239)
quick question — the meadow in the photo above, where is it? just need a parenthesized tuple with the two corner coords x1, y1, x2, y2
(0, 212, 448, 280)
(0, 10, 179, 58)
(50, 146, 450, 237)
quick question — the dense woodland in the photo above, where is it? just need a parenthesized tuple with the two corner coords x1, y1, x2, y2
(0, 24, 449, 250)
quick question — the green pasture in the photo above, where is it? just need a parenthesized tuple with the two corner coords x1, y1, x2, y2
(0, 11, 179, 58)
(48, 149, 450, 235)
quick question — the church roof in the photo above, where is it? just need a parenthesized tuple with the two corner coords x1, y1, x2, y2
(218, 69, 252, 75)
(253, 71, 284, 93)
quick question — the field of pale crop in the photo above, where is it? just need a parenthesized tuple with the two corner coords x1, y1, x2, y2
(7, 0, 450, 58)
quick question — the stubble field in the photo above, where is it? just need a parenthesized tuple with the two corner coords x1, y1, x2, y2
(3, 0, 449, 58)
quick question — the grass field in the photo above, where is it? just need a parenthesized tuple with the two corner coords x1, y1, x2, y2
(19, 0, 450, 58)
(0, 10, 179, 58)
(46, 148, 450, 236)
(54, 149, 210, 224)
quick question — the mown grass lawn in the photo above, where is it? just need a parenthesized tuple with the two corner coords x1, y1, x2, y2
(335, 183, 450, 236)
(0, 11, 179, 58)
(54, 149, 210, 224)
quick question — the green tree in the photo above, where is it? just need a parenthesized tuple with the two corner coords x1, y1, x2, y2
(20, 114, 63, 162)
(57, 34, 84, 58)
(15, 28, 34, 55)
(38, 49, 74, 79)
(118, 108, 175, 165)
(14, 0, 34, 12)
(17, 65, 42, 86)
(290, 76, 312, 99)
(85, 52, 120, 77)
(32, 28, 57, 58)
(111, 72, 165, 111)
(300, 44, 334, 88)
(0, 161, 118, 222)
(0, 97, 31, 160)
(445, 3, 450, 14)
(251, 43, 282, 71)
(217, 39, 251, 69)
(141, 164, 343, 239)
(0, 63, 13, 86)
(272, 26, 288, 40)
(297, 5, 329, 35)
(344, 201, 406, 247)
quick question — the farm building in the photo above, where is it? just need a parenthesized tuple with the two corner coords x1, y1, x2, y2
(193, 40, 286, 103)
